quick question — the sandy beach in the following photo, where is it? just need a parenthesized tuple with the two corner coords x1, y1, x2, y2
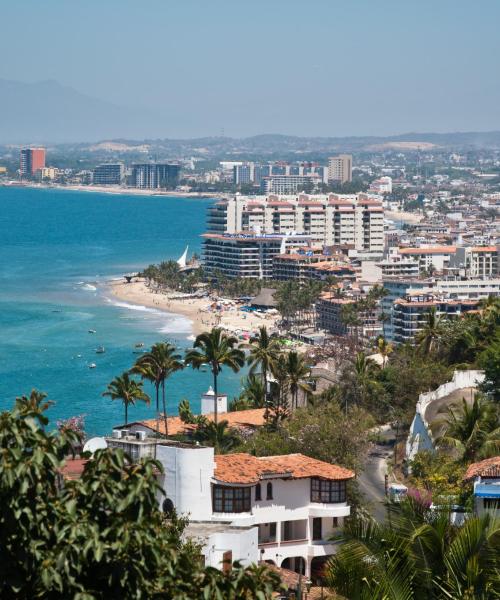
(386, 209, 423, 225)
(1, 182, 220, 199)
(108, 279, 279, 337)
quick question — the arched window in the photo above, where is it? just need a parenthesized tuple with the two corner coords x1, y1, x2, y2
(162, 498, 174, 516)
(266, 482, 273, 500)
(255, 483, 261, 501)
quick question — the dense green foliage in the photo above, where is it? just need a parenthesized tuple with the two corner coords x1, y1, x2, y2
(0, 393, 281, 599)
(325, 497, 500, 599)
(331, 297, 500, 424)
(239, 400, 372, 474)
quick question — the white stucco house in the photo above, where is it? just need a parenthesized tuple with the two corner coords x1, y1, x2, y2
(106, 433, 355, 578)
(463, 457, 500, 516)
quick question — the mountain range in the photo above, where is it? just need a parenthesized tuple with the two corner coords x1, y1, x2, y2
(1, 79, 500, 150)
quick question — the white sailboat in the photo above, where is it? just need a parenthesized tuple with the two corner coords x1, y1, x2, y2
(177, 245, 189, 269)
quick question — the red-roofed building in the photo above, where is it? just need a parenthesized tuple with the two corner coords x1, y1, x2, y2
(105, 432, 355, 578)
(463, 456, 500, 516)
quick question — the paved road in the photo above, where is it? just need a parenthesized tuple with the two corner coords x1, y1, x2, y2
(358, 426, 394, 521)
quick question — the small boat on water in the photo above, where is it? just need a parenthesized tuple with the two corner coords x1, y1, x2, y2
(95, 346, 105, 354)
(88, 363, 97, 369)
(135, 342, 144, 348)
(88, 329, 96, 334)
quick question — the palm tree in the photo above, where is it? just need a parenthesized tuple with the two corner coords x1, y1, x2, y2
(194, 419, 239, 454)
(416, 307, 445, 354)
(246, 326, 281, 418)
(132, 342, 183, 436)
(239, 374, 266, 408)
(285, 351, 312, 410)
(268, 354, 290, 426)
(438, 395, 500, 462)
(185, 328, 245, 426)
(376, 336, 393, 368)
(325, 498, 500, 599)
(103, 372, 150, 425)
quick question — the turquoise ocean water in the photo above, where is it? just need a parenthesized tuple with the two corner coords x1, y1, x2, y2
(0, 187, 244, 435)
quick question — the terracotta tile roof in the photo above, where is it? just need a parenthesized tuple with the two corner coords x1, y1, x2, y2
(400, 246, 456, 254)
(126, 408, 267, 437)
(464, 456, 500, 481)
(214, 452, 354, 484)
(470, 246, 498, 252)
(60, 458, 88, 480)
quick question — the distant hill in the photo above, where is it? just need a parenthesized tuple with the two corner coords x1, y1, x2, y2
(0, 79, 160, 143)
(1, 78, 500, 150)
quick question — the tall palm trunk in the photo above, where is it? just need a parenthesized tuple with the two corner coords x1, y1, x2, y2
(125, 400, 128, 425)
(155, 382, 160, 438)
(162, 381, 168, 437)
(263, 368, 268, 420)
(212, 363, 218, 426)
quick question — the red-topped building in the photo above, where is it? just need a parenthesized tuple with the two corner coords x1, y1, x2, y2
(20, 147, 46, 177)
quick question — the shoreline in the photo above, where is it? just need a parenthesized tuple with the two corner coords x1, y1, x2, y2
(0, 182, 220, 199)
(108, 278, 279, 338)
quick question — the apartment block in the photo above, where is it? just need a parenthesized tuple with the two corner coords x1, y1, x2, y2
(20, 147, 46, 177)
(206, 194, 384, 256)
(328, 155, 352, 184)
(260, 174, 321, 194)
(202, 232, 312, 279)
(93, 163, 125, 185)
(448, 246, 499, 278)
(316, 295, 381, 339)
(131, 163, 181, 189)
(392, 293, 479, 344)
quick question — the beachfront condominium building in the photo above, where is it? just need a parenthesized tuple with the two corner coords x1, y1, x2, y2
(93, 163, 125, 185)
(316, 294, 382, 339)
(131, 163, 181, 189)
(203, 232, 312, 279)
(328, 155, 352, 184)
(206, 193, 384, 256)
(20, 147, 46, 177)
(260, 174, 321, 194)
(233, 163, 329, 187)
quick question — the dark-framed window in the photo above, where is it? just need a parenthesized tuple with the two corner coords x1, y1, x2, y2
(255, 483, 261, 501)
(312, 517, 322, 540)
(484, 498, 500, 510)
(266, 482, 273, 500)
(310, 478, 346, 503)
(213, 485, 251, 513)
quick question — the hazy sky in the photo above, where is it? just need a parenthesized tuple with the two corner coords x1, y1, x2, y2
(1, 0, 500, 138)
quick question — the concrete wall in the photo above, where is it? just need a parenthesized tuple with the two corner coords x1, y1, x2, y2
(203, 527, 259, 569)
(405, 370, 485, 462)
(156, 444, 215, 521)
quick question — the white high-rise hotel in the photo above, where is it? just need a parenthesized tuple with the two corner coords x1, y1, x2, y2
(206, 193, 384, 254)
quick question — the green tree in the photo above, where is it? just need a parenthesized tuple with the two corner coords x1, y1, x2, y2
(416, 307, 445, 354)
(325, 497, 500, 600)
(132, 342, 184, 436)
(0, 392, 282, 598)
(246, 326, 281, 418)
(185, 328, 245, 426)
(238, 373, 266, 408)
(438, 395, 500, 462)
(102, 372, 150, 425)
(285, 351, 312, 410)
(195, 419, 241, 454)
(480, 333, 500, 402)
